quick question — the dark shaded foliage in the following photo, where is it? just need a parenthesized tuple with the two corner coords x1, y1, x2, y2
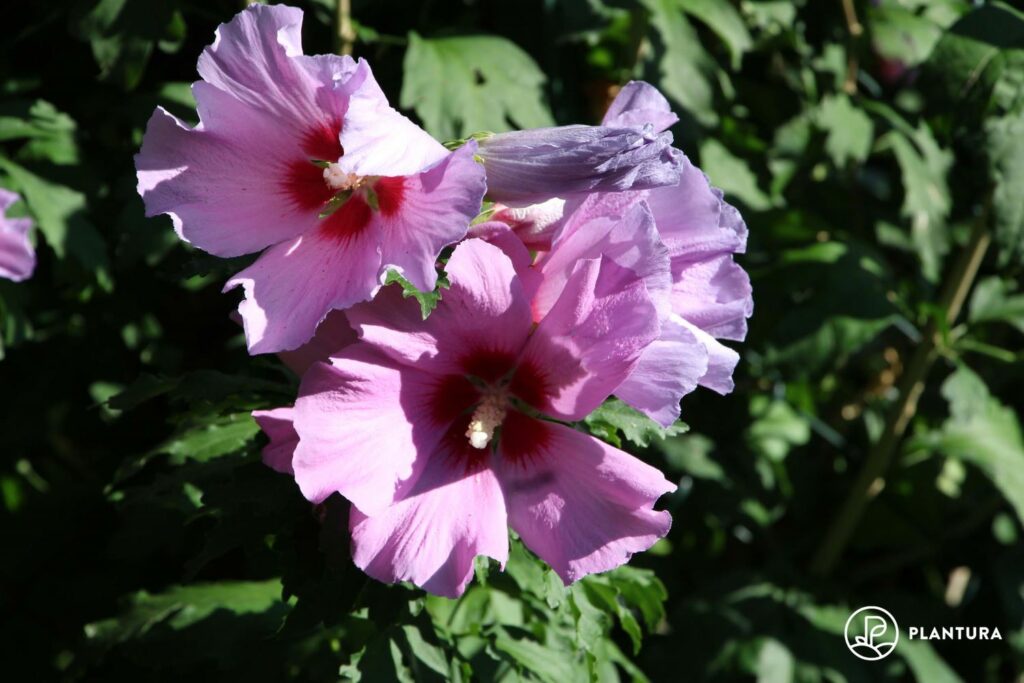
(2, 0, 1023, 680)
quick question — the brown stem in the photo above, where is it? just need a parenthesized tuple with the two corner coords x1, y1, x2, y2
(841, 0, 863, 94)
(336, 0, 356, 56)
(809, 198, 993, 577)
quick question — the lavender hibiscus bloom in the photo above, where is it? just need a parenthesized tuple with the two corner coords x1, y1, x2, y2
(484, 82, 753, 425)
(478, 123, 682, 205)
(258, 238, 675, 597)
(527, 193, 709, 427)
(136, 4, 486, 354)
(603, 82, 753, 400)
(0, 189, 35, 283)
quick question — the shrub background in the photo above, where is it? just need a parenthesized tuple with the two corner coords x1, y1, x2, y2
(2, 0, 1023, 680)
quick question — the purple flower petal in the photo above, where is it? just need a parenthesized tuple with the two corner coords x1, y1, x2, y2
(466, 220, 535, 275)
(350, 450, 508, 599)
(491, 198, 567, 250)
(292, 345, 450, 514)
(225, 144, 485, 354)
(276, 310, 357, 376)
(334, 61, 449, 178)
(377, 143, 487, 293)
(602, 80, 679, 133)
(645, 157, 748, 262)
(521, 256, 660, 421)
(497, 417, 674, 585)
(614, 315, 709, 427)
(225, 222, 382, 354)
(478, 124, 682, 204)
(670, 254, 753, 342)
(603, 81, 754, 393)
(678, 317, 741, 395)
(533, 194, 670, 321)
(349, 238, 533, 375)
(252, 406, 299, 474)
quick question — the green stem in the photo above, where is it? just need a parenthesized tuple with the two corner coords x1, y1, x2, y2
(809, 197, 993, 576)
(336, 0, 355, 56)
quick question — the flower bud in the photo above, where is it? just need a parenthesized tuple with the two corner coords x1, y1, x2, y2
(477, 124, 682, 204)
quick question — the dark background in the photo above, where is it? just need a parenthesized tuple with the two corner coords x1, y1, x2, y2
(2, 0, 1023, 680)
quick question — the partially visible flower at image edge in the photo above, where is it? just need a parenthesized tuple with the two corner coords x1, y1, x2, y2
(0, 188, 36, 283)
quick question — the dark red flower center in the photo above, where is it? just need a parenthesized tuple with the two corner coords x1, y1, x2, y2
(428, 348, 553, 469)
(282, 120, 407, 242)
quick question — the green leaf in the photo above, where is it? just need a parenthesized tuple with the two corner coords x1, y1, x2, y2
(400, 624, 451, 678)
(385, 269, 447, 319)
(84, 580, 285, 645)
(0, 157, 111, 283)
(760, 241, 898, 375)
(641, 0, 718, 125)
(401, 33, 553, 140)
(72, 0, 187, 90)
(935, 366, 1024, 525)
(969, 276, 1024, 334)
(675, 0, 753, 69)
(108, 371, 290, 412)
(585, 398, 688, 448)
(568, 584, 610, 653)
(657, 433, 728, 483)
(746, 397, 810, 463)
(580, 580, 643, 655)
(985, 111, 1024, 265)
(868, 4, 945, 69)
(492, 628, 586, 683)
(879, 124, 952, 281)
(899, 636, 965, 683)
(0, 100, 78, 164)
(923, 2, 1024, 116)
(816, 94, 874, 167)
(159, 413, 261, 464)
(699, 139, 772, 210)
(755, 638, 794, 683)
(601, 566, 667, 633)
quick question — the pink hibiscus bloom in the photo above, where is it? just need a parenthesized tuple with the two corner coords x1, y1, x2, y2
(0, 189, 35, 283)
(136, 4, 486, 354)
(252, 310, 357, 475)
(261, 238, 675, 597)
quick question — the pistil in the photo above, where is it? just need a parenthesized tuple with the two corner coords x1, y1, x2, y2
(465, 389, 508, 450)
(323, 163, 365, 192)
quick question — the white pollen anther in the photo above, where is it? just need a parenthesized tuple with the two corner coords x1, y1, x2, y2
(465, 390, 508, 450)
(323, 163, 364, 191)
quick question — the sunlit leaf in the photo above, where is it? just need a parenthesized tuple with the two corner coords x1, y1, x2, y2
(401, 33, 553, 140)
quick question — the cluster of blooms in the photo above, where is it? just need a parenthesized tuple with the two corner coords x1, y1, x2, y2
(136, 4, 752, 598)
(0, 189, 36, 283)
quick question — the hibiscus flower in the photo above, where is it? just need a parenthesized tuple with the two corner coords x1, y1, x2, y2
(136, 4, 487, 354)
(260, 238, 675, 597)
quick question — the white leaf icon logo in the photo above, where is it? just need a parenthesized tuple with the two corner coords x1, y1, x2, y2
(844, 607, 899, 661)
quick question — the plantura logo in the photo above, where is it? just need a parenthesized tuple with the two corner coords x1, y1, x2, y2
(844, 605, 1004, 661)
(844, 606, 899, 661)
(908, 626, 1002, 641)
